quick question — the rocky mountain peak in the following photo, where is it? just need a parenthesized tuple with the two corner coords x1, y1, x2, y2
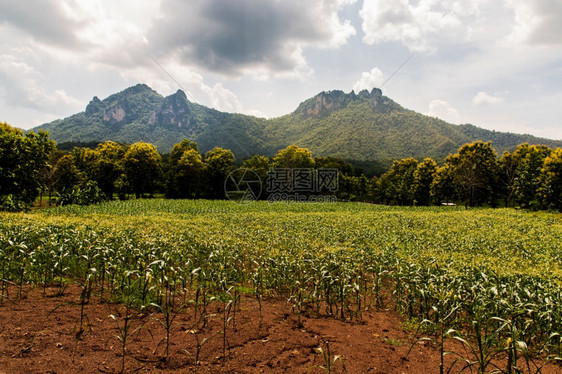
(173, 89, 187, 100)
(293, 87, 393, 118)
(85, 96, 103, 115)
(148, 90, 192, 128)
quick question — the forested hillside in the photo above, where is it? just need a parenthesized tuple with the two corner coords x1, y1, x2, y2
(34, 85, 562, 166)
(36, 84, 268, 157)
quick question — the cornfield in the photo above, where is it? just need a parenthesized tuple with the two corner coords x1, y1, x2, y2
(1, 200, 561, 372)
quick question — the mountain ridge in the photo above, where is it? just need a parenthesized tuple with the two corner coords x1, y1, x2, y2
(33, 84, 562, 168)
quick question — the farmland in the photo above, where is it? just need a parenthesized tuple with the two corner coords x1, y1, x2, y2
(1, 200, 561, 373)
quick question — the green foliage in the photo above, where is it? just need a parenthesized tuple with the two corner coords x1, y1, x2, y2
(169, 139, 199, 165)
(338, 174, 371, 201)
(123, 142, 162, 198)
(0, 194, 26, 212)
(431, 164, 457, 204)
(412, 158, 437, 206)
(0, 122, 55, 210)
(273, 145, 315, 169)
(376, 158, 418, 205)
(448, 141, 499, 207)
(166, 139, 200, 198)
(91, 141, 127, 198)
(203, 147, 235, 198)
(242, 155, 271, 191)
(541, 148, 562, 211)
(59, 180, 104, 206)
(314, 156, 353, 175)
(175, 148, 204, 198)
(512, 144, 552, 209)
(498, 150, 520, 207)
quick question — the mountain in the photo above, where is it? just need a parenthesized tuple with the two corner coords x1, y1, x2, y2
(34, 84, 562, 170)
(37, 84, 268, 158)
(262, 89, 562, 163)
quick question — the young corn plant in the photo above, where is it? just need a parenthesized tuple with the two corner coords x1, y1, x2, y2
(150, 291, 184, 363)
(450, 314, 509, 374)
(308, 341, 346, 374)
(184, 328, 219, 372)
(105, 273, 149, 373)
(109, 307, 147, 374)
(251, 258, 265, 329)
(219, 287, 235, 362)
(407, 272, 461, 374)
(75, 273, 93, 339)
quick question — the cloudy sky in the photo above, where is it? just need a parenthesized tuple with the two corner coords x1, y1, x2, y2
(1, 0, 561, 139)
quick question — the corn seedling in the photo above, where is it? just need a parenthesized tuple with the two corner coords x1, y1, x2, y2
(308, 341, 346, 374)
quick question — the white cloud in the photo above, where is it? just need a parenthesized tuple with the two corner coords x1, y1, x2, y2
(353, 67, 384, 92)
(505, 0, 562, 45)
(425, 99, 461, 123)
(472, 91, 504, 106)
(201, 83, 243, 113)
(0, 54, 81, 112)
(0, 0, 83, 47)
(359, 0, 486, 52)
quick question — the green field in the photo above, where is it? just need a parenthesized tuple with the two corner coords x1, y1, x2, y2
(1, 200, 561, 368)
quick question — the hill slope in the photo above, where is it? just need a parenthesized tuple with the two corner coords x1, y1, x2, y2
(263, 89, 562, 163)
(36, 84, 268, 157)
(34, 85, 562, 164)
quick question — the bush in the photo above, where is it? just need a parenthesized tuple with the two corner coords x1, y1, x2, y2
(0, 194, 26, 212)
(59, 181, 105, 206)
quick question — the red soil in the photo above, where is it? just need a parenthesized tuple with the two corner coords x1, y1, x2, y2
(0, 285, 559, 373)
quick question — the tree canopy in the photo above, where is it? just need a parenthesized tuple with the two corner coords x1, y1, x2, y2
(123, 142, 162, 198)
(0, 122, 55, 210)
(3, 127, 562, 213)
(273, 145, 315, 169)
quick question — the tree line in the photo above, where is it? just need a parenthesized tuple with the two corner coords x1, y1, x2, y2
(1, 121, 561, 211)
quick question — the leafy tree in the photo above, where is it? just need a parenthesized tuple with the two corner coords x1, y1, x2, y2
(339, 174, 371, 201)
(175, 149, 203, 198)
(123, 142, 162, 198)
(242, 155, 271, 193)
(71, 146, 99, 184)
(376, 158, 418, 205)
(412, 158, 437, 206)
(0, 122, 55, 210)
(166, 139, 200, 198)
(539, 148, 562, 211)
(53, 154, 81, 193)
(203, 147, 234, 198)
(272, 145, 315, 169)
(431, 163, 457, 204)
(38, 150, 68, 205)
(512, 144, 552, 209)
(447, 141, 499, 208)
(169, 139, 199, 166)
(498, 150, 521, 207)
(92, 141, 127, 199)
